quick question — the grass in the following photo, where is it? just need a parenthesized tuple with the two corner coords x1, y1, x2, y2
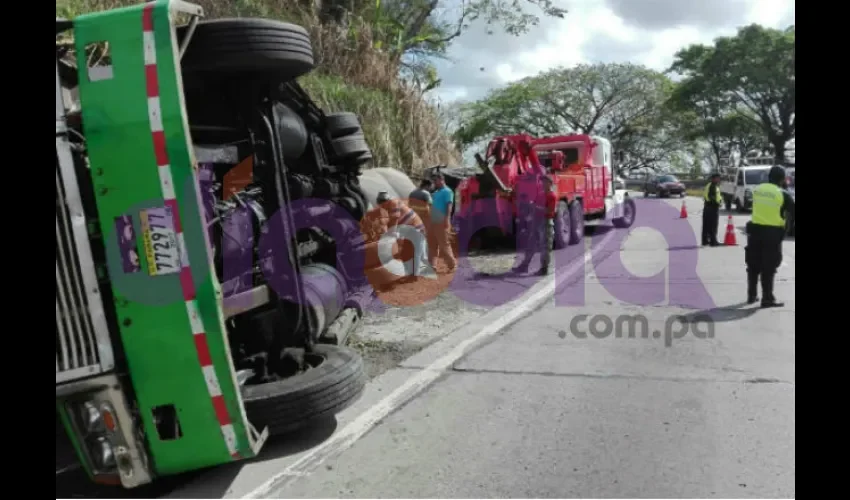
(686, 188, 703, 197)
(56, 0, 461, 177)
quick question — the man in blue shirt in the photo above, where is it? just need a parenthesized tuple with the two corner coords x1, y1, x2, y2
(428, 173, 457, 272)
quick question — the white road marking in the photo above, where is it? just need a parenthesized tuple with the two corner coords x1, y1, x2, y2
(242, 229, 616, 499)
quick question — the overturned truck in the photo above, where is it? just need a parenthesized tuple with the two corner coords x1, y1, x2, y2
(56, 0, 378, 487)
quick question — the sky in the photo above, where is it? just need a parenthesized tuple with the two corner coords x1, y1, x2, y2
(430, 0, 796, 104)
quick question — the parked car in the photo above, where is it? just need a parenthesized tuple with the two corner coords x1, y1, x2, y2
(644, 174, 685, 198)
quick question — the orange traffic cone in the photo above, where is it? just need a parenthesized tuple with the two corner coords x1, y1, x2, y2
(724, 215, 737, 246)
(680, 200, 688, 219)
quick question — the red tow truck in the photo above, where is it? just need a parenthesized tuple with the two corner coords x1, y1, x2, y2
(455, 133, 636, 248)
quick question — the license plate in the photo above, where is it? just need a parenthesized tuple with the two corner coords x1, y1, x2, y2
(140, 206, 181, 276)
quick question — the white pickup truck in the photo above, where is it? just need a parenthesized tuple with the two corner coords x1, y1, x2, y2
(719, 165, 772, 212)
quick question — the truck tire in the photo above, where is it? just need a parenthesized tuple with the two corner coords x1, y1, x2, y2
(331, 133, 371, 160)
(242, 344, 366, 435)
(351, 151, 374, 166)
(736, 198, 746, 213)
(612, 197, 635, 229)
(568, 200, 584, 245)
(326, 112, 363, 138)
(553, 200, 571, 249)
(724, 196, 732, 211)
(179, 19, 315, 78)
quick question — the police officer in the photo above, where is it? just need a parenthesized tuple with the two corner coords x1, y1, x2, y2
(512, 175, 555, 276)
(746, 165, 795, 308)
(702, 172, 722, 246)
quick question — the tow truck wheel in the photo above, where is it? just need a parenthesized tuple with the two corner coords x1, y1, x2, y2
(242, 344, 366, 435)
(612, 196, 635, 229)
(568, 200, 584, 245)
(179, 19, 315, 78)
(553, 200, 571, 249)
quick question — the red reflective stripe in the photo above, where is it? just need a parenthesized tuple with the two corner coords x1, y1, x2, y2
(142, 3, 239, 460)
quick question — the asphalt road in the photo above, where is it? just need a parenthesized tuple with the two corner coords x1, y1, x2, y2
(58, 194, 795, 498)
(252, 194, 795, 498)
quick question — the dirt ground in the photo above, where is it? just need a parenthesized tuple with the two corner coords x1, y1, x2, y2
(348, 249, 522, 380)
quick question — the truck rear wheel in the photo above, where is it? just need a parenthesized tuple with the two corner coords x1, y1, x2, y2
(612, 197, 635, 229)
(179, 19, 315, 78)
(242, 344, 366, 435)
(326, 112, 363, 138)
(553, 200, 571, 249)
(331, 133, 372, 161)
(568, 200, 584, 245)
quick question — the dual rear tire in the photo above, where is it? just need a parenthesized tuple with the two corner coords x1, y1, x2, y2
(553, 200, 585, 249)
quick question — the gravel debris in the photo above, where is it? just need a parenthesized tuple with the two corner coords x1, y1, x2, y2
(349, 249, 524, 380)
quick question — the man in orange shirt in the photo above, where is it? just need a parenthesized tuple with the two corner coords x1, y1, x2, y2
(512, 174, 556, 275)
(376, 192, 429, 278)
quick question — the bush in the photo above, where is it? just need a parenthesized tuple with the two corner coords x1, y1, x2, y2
(56, 0, 461, 176)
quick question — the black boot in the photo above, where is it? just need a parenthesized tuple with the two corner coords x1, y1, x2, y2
(747, 271, 759, 304)
(512, 262, 529, 274)
(760, 272, 784, 308)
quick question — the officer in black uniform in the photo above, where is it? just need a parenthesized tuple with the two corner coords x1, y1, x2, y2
(746, 165, 795, 308)
(512, 174, 553, 276)
(702, 172, 722, 246)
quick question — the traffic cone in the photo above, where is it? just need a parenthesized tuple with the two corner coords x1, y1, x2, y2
(724, 215, 737, 246)
(680, 200, 688, 219)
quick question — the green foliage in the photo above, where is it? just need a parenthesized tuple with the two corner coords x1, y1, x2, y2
(456, 62, 691, 170)
(367, 0, 567, 56)
(354, 0, 566, 89)
(58, 0, 462, 173)
(669, 24, 795, 162)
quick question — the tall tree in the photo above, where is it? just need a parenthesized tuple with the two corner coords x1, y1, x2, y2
(362, 0, 567, 57)
(670, 24, 795, 162)
(455, 62, 690, 171)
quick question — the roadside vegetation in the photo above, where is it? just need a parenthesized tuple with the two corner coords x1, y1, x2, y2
(57, 2, 793, 177)
(57, 0, 567, 177)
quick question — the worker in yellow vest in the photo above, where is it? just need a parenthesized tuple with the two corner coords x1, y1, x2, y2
(745, 165, 795, 307)
(701, 172, 723, 246)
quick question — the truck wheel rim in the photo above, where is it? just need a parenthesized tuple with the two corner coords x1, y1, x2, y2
(560, 210, 570, 239)
(623, 201, 634, 225)
(572, 207, 583, 236)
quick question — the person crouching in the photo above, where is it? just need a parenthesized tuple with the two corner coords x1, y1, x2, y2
(376, 191, 430, 279)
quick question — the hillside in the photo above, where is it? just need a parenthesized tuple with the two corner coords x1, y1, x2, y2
(56, 0, 462, 177)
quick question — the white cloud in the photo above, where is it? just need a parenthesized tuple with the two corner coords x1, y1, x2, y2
(432, 0, 795, 104)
